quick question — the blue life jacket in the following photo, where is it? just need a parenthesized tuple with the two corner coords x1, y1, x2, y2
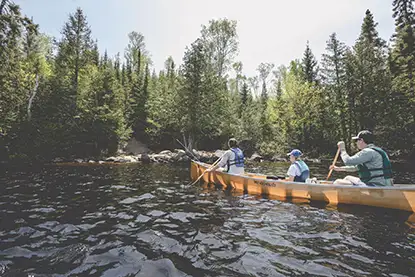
(226, 148, 244, 172)
(293, 160, 310, 183)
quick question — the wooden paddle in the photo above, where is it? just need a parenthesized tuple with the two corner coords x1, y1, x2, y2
(326, 148, 340, 180)
(176, 138, 200, 161)
(189, 155, 223, 186)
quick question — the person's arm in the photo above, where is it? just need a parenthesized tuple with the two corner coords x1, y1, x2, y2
(330, 165, 358, 172)
(341, 149, 372, 166)
(285, 164, 297, 181)
(337, 141, 372, 167)
(208, 151, 230, 172)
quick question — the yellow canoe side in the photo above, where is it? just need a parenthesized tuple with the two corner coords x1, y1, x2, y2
(190, 160, 415, 213)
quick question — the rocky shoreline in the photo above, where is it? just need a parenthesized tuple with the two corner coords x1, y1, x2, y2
(51, 149, 322, 165)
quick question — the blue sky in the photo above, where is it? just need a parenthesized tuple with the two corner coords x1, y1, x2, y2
(15, 0, 395, 77)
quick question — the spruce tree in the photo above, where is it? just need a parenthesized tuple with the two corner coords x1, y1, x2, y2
(353, 9, 389, 132)
(302, 41, 318, 83)
(55, 7, 94, 95)
(388, 0, 415, 153)
(240, 82, 249, 108)
(321, 33, 348, 142)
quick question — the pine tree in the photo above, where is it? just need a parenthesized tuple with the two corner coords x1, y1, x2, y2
(391, 0, 415, 94)
(41, 7, 96, 156)
(55, 7, 94, 95)
(388, 0, 415, 153)
(114, 52, 121, 82)
(240, 82, 249, 108)
(179, 38, 226, 147)
(321, 33, 348, 142)
(353, 9, 389, 132)
(0, 0, 38, 134)
(302, 41, 318, 83)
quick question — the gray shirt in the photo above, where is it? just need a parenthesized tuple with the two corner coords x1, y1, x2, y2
(217, 149, 244, 175)
(340, 144, 393, 186)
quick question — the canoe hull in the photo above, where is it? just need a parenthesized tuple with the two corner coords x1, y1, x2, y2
(191, 160, 415, 212)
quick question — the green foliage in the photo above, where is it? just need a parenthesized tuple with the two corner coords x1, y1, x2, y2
(201, 18, 239, 77)
(387, 0, 415, 153)
(1, 3, 414, 162)
(302, 41, 319, 83)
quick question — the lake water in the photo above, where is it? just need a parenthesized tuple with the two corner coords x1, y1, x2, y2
(0, 161, 414, 276)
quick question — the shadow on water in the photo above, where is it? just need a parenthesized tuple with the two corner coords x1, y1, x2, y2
(0, 162, 414, 277)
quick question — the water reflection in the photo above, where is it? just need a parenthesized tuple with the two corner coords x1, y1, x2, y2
(0, 163, 414, 276)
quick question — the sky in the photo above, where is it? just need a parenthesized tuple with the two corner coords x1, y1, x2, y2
(15, 0, 396, 77)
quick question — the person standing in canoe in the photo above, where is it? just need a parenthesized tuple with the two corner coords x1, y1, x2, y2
(285, 149, 310, 182)
(207, 138, 245, 175)
(330, 130, 393, 186)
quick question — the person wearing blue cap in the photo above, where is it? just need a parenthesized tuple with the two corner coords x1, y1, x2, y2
(286, 149, 310, 182)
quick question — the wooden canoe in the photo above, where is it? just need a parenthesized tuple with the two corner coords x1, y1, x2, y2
(190, 160, 415, 212)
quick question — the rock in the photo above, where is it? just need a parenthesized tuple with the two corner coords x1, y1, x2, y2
(105, 155, 137, 163)
(159, 150, 173, 155)
(141, 153, 151, 164)
(249, 153, 263, 162)
(88, 160, 96, 163)
(105, 156, 117, 162)
(173, 149, 190, 162)
(303, 157, 321, 163)
(117, 155, 138, 163)
(194, 150, 216, 162)
(150, 154, 172, 163)
(174, 149, 186, 154)
(271, 155, 286, 162)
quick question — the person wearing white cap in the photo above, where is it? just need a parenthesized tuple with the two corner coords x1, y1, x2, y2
(207, 138, 245, 175)
(285, 149, 310, 182)
(330, 130, 393, 186)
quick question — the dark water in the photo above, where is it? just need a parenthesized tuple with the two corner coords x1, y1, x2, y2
(0, 162, 414, 277)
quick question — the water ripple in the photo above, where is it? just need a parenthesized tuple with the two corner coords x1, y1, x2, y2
(0, 163, 414, 276)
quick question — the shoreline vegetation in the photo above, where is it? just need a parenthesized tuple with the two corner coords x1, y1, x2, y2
(1, 1, 414, 165)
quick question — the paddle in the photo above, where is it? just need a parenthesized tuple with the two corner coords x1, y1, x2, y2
(266, 175, 286, 180)
(326, 148, 340, 180)
(188, 155, 223, 186)
(176, 138, 200, 161)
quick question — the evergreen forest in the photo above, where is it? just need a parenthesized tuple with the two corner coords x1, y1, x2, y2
(1, 0, 414, 162)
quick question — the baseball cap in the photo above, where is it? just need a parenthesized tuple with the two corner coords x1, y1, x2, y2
(352, 130, 374, 142)
(287, 149, 302, 157)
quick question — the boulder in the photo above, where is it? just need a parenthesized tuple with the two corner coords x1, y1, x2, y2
(105, 155, 138, 163)
(249, 153, 263, 162)
(159, 150, 173, 155)
(105, 156, 117, 162)
(150, 153, 173, 163)
(271, 155, 286, 162)
(141, 153, 151, 164)
(303, 157, 321, 163)
(117, 155, 138, 163)
(194, 150, 216, 163)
